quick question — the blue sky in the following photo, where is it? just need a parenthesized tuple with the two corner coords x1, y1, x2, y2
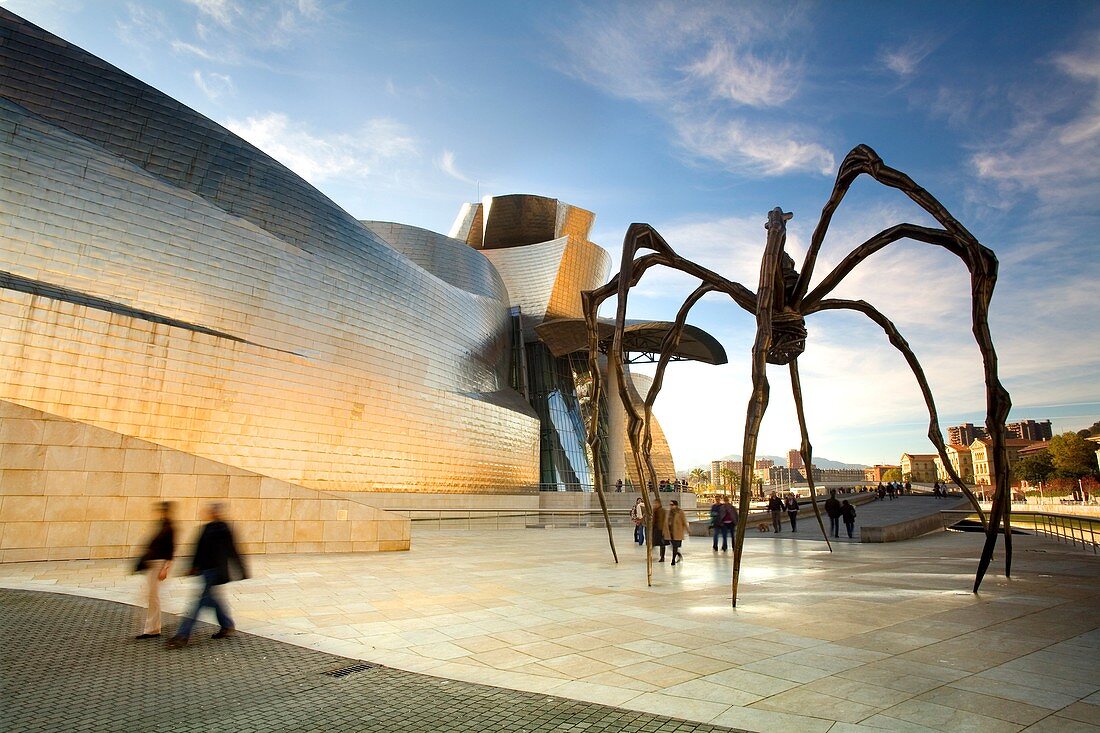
(7, 0, 1098, 468)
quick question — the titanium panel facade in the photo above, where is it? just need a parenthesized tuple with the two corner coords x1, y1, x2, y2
(0, 11, 539, 496)
(0, 10, 682, 506)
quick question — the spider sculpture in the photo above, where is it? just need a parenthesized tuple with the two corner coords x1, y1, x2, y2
(582, 145, 1012, 606)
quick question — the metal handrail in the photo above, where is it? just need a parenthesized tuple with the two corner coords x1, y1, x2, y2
(941, 509, 1099, 554)
(381, 508, 637, 531)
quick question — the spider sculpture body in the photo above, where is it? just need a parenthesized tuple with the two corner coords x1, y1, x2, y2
(582, 145, 1012, 606)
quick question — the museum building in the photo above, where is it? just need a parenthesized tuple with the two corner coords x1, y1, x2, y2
(0, 10, 721, 562)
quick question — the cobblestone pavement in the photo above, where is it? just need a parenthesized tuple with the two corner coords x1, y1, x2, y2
(0, 589, 747, 733)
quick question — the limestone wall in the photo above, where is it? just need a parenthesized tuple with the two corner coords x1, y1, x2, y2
(0, 400, 410, 563)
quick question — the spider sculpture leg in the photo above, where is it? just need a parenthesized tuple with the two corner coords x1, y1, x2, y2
(795, 145, 1012, 592)
(788, 358, 832, 549)
(731, 208, 792, 607)
(809, 297, 982, 520)
(584, 224, 757, 585)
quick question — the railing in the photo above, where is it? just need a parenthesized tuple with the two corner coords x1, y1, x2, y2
(383, 508, 635, 531)
(941, 509, 1099, 553)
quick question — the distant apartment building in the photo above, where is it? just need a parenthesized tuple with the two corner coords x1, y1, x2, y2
(864, 464, 898, 482)
(1006, 419, 1053, 441)
(755, 458, 774, 469)
(787, 449, 805, 471)
(934, 444, 974, 483)
(970, 438, 1039, 487)
(710, 459, 742, 487)
(949, 419, 1053, 445)
(947, 423, 987, 446)
(808, 467, 866, 483)
(900, 453, 938, 484)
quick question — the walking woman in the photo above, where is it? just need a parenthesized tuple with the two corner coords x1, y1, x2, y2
(135, 501, 175, 639)
(667, 500, 688, 565)
(630, 497, 647, 545)
(784, 494, 799, 532)
(650, 498, 668, 562)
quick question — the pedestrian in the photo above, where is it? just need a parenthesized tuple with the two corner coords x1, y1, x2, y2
(825, 489, 842, 538)
(166, 502, 247, 649)
(716, 495, 737, 551)
(784, 494, 799, 532)
(668, 500, 688, 565)
(768, 492, 783, 533)
(650, 498, 668, 563)
(616, 479, 624, 493)
(134, 501, 175, 639)
(709, 496, 723, 551)
(841, 499, 857, 539)
(630, 497, 647, 545)
(904, 480, 912, 495)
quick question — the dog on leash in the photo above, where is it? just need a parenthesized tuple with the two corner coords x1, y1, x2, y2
(756, 522, 770, 532)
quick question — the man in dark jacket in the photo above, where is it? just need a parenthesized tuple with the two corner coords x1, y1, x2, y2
(767, 492, 784, 533)
(824, 489, 842, 538)
(167, 502, 247, 648)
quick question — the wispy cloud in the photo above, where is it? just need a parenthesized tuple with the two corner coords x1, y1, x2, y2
(435, 150, 476, 185)
(675, 117, 834, 176)
(192, 70, 234, 100)
(970, 35, 1100, 209)
(225, 112, 418, 185)
(551, 1, 833, 178)
(878, 37, 938, 78)
(121, 0, 329, 66)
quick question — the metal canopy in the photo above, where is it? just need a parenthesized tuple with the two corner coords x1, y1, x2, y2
(535, 317, 727, 365)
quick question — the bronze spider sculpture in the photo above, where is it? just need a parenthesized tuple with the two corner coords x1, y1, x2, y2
(582, 144, 1012, 606)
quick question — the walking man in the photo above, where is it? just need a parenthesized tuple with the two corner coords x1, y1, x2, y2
(715, 496, 737, 551)
(166, 502, 247, 648)
(768, 492, 784, 533)
(824, 489, 842, 539)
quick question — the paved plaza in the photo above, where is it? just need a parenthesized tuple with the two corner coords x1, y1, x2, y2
(1, 525, 1098, 732)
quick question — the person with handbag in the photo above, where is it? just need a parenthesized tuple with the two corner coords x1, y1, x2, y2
(650, 497, 668, 562)
(784, 494, 800, 532)
(134, 501, 175, 639)
(166, 502, 247, 649)
(630, 497, 647, 545)
(667, 500, 688, 565)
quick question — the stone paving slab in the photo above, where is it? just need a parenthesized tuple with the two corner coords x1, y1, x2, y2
(2, 528, 1098, 732)
(0, 588, 746, 733)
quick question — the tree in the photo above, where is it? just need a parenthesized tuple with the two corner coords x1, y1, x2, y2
(882, 468, 902, 482)
(689, 468, 709, 486)
(1016, 449, 1055, 486)
(1075, 420, 1100, 438)
(1049, 432, 1099, 478)
(718, 468, 741, 493)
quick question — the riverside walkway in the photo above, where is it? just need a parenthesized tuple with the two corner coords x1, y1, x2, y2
(1, 527, 1097, 732)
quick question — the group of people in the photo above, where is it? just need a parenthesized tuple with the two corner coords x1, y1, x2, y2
(875, 481, 910, 500)
(824, 489, 858, 538)
(766, 492, 801, 532)
(134, 501, 248, 649)
(629, 497, 689, 564)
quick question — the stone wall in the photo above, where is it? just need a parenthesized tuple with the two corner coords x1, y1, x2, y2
(0, 400, 409, 562)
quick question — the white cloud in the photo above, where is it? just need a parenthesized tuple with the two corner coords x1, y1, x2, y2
(674, 117, 834, 176)
(435, 150, 476, 185)
(192, 70, 234, 100)
(158, 0, 329, 64)
(685, 42, 798, 108)
(183, 0, 237, 27)
(970, 36, 1100, 209)
(879, 37, 938, 78)
(225, 112, 418, 185)
(552, 1, 832, 178)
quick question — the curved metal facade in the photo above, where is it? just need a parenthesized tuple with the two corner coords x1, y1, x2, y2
(0, 11, 538, 496)
(0, 11, 682, 502)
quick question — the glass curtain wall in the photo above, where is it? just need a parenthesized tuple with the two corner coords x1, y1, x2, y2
(525, 343, 608, 491)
